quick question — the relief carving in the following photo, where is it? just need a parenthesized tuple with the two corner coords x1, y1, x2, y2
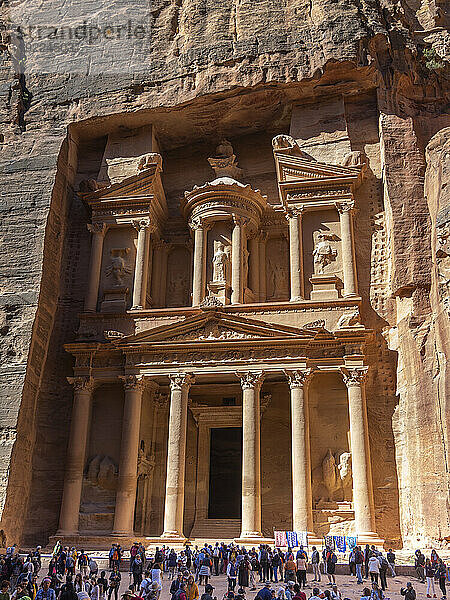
(313, 233, 337, 274)
(86, 455, 118, 490)
(212, 241, 229, 283)
(267, 237, 290, 301)
(436, 221, 450, 314)
(313, 449, 352, 506)
(105, 248, 131, 286)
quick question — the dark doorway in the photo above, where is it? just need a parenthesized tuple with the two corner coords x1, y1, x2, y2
(208, 427, 242, 519)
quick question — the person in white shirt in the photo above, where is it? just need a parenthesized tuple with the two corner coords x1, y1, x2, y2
(368, 557, 380, 585)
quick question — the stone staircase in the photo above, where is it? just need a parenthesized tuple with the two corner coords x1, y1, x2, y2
(189, 518, 241, 542)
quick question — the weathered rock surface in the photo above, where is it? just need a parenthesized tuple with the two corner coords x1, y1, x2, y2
(0, 0, 449, 546)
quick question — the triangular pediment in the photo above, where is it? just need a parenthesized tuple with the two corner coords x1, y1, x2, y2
(118, 310, 316, 347)
(274, 153, 361, 185)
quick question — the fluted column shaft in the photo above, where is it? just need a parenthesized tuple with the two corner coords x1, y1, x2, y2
(85, 223, 107, 312)
(113, 376, 146, 535)
(286, 208, 303, 301)
(132, 218, 152, 310)
(336, 202, 357, 296)
(237, 371, 264, 538)
(285, 369, 314, 533)
(58, 377, 94, 534)
(341, 366, 376, 535)
(191, 219, 207, 306)
(162, 373, 194, 538)
(151, 241, 163, 306)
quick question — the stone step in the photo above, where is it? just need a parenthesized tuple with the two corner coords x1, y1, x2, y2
(189, 519, 241, 540)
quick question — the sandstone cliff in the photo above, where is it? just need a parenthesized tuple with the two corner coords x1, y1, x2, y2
(0, 0, 448, 547)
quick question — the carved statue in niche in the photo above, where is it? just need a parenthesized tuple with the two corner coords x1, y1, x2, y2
(313, 233, 337, 274)
(267, 237, 289, 300)
(105, 248, 131, 286)
(312, 449, 352, 506)
(86, 455, 118, 491)
(168, 273, 189, 306)
(212, 241, 229, 282)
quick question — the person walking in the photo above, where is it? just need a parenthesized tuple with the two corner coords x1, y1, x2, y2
(378, 554, 388, 591)
(425, 558, 437, 598)
(108, 567, 121, 600)
(186, 575, 199, 600)
(368, 555, 380, 585)
(386, 550, 396, 578)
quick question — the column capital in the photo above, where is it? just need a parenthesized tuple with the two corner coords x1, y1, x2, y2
(340, 366, 368, 388)
(236, 371, 265, 390)
(87, 222, 107, 236)
(335, 201, 355, 214)
(284, 368, 314, 389)
(67, 376, 94, 392)
(232, 214, 250, 228)
(119, 374, 147, 391)
(285, 206, 304, 220)
(132, 217, 156, 233)
(189, 216, 212, 231)
(169, 372, 195, 391)
(154, 392, 169, 408)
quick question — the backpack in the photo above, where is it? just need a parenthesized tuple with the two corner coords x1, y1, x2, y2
(331, 554, 338, 564)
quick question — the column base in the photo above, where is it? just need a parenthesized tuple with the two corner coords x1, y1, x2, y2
(290, 296, 303, 302)
(55, 530, 79, 537)
(161, 531, 187, 543)
(111, 531, 135, 537)
(357, 531, 385, 547)
(130, 305, 143, 311)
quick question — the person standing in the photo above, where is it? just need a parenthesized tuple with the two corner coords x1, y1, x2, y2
(35, 579, 56, 600)
(108, 567, 121, 600)
(238, 557, 250, 592)
(400, 583, 416, 600)
(78, 552, 89, 579)
(227, 561, 237, 592)
(212, 545, 220, 578)
(310, 547, 321, 583)
(354, 546, 364, 585)
(415, 551, 425, 583)
(326, 549, 337, 586)
(425, 558, 437, 598)
(284, 557, 296, 584)
(386, 550, 396, 578)
(295, 554, 307, 590)
(435, 559, 447, 600)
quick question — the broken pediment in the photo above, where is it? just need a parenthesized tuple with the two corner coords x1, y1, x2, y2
(116, 310, 317, 347)
(272, 136, 364, 209)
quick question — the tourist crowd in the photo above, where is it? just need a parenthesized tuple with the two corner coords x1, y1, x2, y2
(0, 541, 447, 600)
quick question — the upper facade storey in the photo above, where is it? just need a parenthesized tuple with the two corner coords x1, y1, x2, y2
(79, 130, 366, 316)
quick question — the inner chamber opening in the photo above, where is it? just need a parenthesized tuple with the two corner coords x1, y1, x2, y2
(208, 427, 242, 519)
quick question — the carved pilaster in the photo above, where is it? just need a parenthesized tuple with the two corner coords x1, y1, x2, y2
(119, 374, 146, 391)
(87, 222, 108, 236)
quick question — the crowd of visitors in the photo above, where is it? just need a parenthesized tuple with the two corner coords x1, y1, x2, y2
(0, 541, 447, 600)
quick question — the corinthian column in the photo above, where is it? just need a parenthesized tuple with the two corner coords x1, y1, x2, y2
(340, 366, 377, 539)
(113, 375, 147, 535)
(284, 368, 314, 534)
(57, 376, 94, 534)
(236, 371, 264, 539)
(336, 202, 357, 296)
(162, 373, 194, 539)
(231, 216, 246, 304)
(286, 208, 303, 301)
(85, 223, 107, 312)
(190, 218, 207, 306)
(131, 218, 152, 310)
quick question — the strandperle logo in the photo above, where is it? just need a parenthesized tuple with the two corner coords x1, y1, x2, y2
(7, 0, 155, 74)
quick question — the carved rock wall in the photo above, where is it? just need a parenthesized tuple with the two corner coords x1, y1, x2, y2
(0, 0, 448, 546)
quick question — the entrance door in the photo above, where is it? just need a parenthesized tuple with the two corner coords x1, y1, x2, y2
(208, 427, 242, 519)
